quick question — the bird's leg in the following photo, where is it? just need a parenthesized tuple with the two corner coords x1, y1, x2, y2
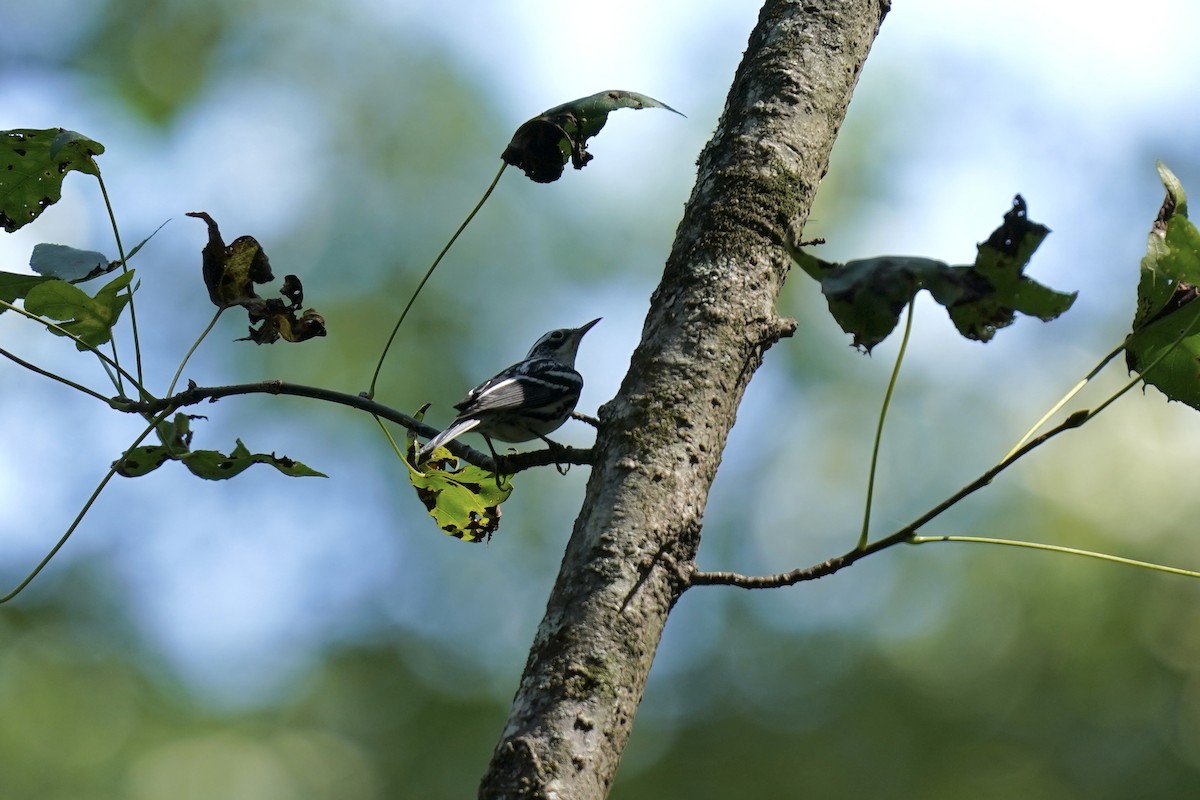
(483, 436, 511, 489)
(535, 434, 571, 475)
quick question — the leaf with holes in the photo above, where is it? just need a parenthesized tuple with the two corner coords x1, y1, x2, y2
(1125, 163, 1200, 409)
(115, 415, 325, 480)
(0, 128, 104, 232)
(405, 410, 513, 542)
(791, 196, 1076, 351)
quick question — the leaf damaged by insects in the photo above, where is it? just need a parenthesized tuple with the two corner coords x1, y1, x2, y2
(501, 90, 683, 183)
(1124, 163, 1200, 409)
(0, 128, 105, 232)
(791, 195, 1076, 352)
(114, 413, 326, 480)
(404, 409, 513, 542)
(186, 211, 327, 344)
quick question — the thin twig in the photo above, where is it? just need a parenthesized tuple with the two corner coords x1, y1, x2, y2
(121, 379, 593, 475)
(0, 347, 117, 405)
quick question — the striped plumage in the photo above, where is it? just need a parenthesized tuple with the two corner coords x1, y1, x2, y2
(418, 318, 600, 462)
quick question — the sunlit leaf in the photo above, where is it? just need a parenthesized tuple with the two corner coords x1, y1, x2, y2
(791, 196, 1075, 351)
(0, 128, 104, 232)
(501, 90, 683, 183)
(405, 410, 513, 542)
(23, 270, 135, 349)
(1125, 163, 1200, 409)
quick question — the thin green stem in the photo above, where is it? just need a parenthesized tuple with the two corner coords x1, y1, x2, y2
(166, 308, 224, 398)
(367, 162, 508, 399)
(0, 297, 147, 397)
(910, 535, 1200, 579)
(373, 415, 423, 478)
(0, 412, 168, 604)
(96, 169, 144, 388)
(0, 347, 115, 405)
(858, 300, 914, 550)
(1003, 342, 1125, 462)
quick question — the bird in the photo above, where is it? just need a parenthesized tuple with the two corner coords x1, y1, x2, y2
(417, 318, 600, 464)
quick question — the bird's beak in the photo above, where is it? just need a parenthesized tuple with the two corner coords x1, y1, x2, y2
(577, 318, 601, 336)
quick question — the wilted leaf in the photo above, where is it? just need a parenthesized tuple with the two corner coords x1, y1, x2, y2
(23, 271, 135, 349)
(501, 90, 683, 183)
(186, 210, 273, 308)
(30, 243, 110, 281)
(1125, 163, 1200, 409)
(792, 196, 1076, 351)
(405, 410, 513, 542)
(0, 128, 105, 232)
(186, 212, 326, 344)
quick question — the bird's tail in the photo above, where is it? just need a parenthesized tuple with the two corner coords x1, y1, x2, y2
(417, 417, 482, 462)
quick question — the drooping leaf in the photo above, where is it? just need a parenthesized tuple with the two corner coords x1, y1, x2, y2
(791, 196, 1076, 351)
(30, 243, 110, 281)
(187, 211, 327, 344)
(501, 90, 683, 183)
(405, 409, 513, 542)
(23, 270, 135, 349)
(0, 128, 105, 232)
(1124, 163, 1200, 409)
(115, 414, 325, 479)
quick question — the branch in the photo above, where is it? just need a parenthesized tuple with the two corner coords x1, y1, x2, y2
(118, 380, 592, 474)
(690, 407, 1091, 589)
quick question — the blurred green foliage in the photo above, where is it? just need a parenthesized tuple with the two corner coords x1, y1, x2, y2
(2, 0, 1200, 798)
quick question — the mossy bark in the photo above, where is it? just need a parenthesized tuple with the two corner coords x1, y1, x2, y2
(479, 2, 890, 797)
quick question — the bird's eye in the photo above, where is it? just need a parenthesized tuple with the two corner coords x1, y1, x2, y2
(550, 331, 566, 342)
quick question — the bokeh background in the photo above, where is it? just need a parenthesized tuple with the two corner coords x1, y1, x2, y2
(3, 1, 1200, 797)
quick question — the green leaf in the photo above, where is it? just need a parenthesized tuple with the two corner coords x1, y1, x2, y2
(0, 271, 53, 308)
(23, 271, 135, 349)
(114, 415, 326, 479)
(180, 440, 326, 480)
(30, 243, 110, 281)
(501, 90, 683, 183)
(1124, 163, 1200, 409)
(405, 411, 513, 542)
(0, 128, 105, 232)
(791, 196, 1076, 351)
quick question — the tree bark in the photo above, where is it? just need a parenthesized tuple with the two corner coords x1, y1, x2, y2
(479, 1, 889, 797)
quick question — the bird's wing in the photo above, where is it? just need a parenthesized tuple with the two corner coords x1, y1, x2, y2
(454, 374, 530, 416)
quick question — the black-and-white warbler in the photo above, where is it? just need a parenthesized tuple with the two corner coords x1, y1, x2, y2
(418, 318, 600, 463)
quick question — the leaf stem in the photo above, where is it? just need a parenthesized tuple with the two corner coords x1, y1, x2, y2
(367, 162, 508, 399)
(0, 346, 115, 405)
(1002, 341, 1125, 461)
(858, 300, 914, 550)
(95, 169, 144, 388)
(909, 535, 1200, 578)
(0, 297, 147, 397)
(0, 412, 169, 603)
(166, 308, 224, 398)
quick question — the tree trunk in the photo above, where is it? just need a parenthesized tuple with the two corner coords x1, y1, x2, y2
(479, 1, 890, 797)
